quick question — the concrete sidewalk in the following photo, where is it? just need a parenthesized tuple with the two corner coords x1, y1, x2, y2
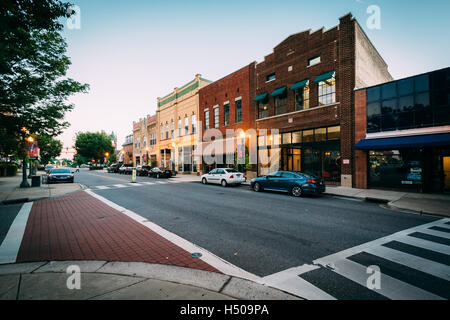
(0, 261, 300, 300)
(324, 186, 450, 217)
(0, 171, 84, 204)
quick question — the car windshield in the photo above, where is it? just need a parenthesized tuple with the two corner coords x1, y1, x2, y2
(51, 169, 70, 174)
(225, 169, 239, 173)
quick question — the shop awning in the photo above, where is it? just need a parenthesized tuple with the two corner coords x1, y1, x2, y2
(354, 133, 450, 150)
(254, 92, 268, 102)
(314, 71, 335, 84)
(290, 79, 309, 91)
(270, 86, 287, 97)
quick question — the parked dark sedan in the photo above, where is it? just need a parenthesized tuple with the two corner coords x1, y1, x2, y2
(148, 167, 173, 179)
(106, 163, 121, 173)
(47, 168, 74, 184)
(250, 171, 325, 197)
(137, 165, 152, 176)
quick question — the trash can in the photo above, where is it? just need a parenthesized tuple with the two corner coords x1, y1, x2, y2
(31, 175, 41, 187)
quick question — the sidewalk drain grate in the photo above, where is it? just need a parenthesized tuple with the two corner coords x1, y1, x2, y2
(191, 252, 202, 258)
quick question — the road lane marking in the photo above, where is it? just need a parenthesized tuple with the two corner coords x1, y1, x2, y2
(331, 258, 443, 300)
(396, 235, 450, 255)
(113, 184, 129, 188)
(363, 245, 450, 281)
(418, 228, 450, 239)
(95, 186, 111, 190)
(84, 189, 262, 283)
(0, 202, 33, 264)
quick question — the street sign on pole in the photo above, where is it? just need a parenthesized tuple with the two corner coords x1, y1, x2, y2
(131, 169, 136, 183)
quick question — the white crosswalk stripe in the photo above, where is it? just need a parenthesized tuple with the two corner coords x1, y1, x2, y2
(113, 184, 129, 188)
(95, 185, 111, 190)
(262, 218, 450, 300)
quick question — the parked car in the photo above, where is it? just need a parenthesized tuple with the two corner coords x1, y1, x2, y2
(136, 165, 152, 176)
(47, 167, 74, 184)
(250, 171, 325, 197)
(148, 167, 173, 179)
(201, 168, 246, 187)
(45, 164, 55, 173)
(107, 163, 122, 173)
(118, 164, 133, 174)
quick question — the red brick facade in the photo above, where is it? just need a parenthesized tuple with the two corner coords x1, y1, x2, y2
(354, 89, 368, 189)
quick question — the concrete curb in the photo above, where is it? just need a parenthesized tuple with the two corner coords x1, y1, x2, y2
(1, 183, 85, 205)
(0, 261, 303, 300)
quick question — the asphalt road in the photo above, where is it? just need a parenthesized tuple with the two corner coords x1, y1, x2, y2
(74, 170, 437, 277)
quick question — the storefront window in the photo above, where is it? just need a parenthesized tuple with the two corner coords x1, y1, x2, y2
(282, 132, 292, 144)
(327, 126, 340, 140)
(292, 131, 302, 144)
(315, 128, 327, 142)
(369, 150, 423, 191)
(303, 130, 314, 143)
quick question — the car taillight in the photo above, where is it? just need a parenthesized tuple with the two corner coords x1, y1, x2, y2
(229, 175, 234, 179)
(306, 179, 318, 184)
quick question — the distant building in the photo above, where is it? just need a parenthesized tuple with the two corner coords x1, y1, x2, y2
(354, 67, 450, 193)
(119, 134, 133, 164)
(132, 114, 157, 166)
(156, 74, 212, 173)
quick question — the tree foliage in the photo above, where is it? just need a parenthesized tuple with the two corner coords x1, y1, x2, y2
(36, 134, 62, 164)
(74, 132, 115, 163)
(0, 0, 89, 157)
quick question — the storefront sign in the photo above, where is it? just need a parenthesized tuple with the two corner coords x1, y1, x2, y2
(343, 159, 350, 165)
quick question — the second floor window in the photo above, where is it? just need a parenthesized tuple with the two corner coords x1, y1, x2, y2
(214, 107, 219, 128)
(192, 114, 196, 134)
(275, 94, 287, 115)
(165, 123, 169, 140)
(318, 73, 336, 106)
(170, 121, 174, 139)
(258, 101, 269, 119)
(224, 103, 230, 126)
(204, 110, 210, 130)
(160, 125, 163, 140)
(178, 119, 181, 137)
(295, 86, 310, 111)
(184, 116, 189, 135)
(235, 99, 242, 123)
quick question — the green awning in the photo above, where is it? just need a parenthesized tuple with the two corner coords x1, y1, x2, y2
(270, 86, 287, 97)
(290, 79, 309, 91)
(314, 71, 335, 84)
(254, 92, 268, 102)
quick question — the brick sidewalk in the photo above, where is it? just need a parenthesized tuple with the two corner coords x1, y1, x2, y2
(16, 192, 218, 273)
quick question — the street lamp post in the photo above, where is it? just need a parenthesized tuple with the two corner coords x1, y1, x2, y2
(20, 131, 33, 188)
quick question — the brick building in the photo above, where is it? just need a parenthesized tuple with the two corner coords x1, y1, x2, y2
(132, 115, 157, 166)
(354, 67, 450, 193)
(198, 63, 257, 178)
(253, 13, 392, 186)
(156, 74, 212, 173)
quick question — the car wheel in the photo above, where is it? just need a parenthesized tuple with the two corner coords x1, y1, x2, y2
(221, 179, 227, 187)
(291, 186, 303, 197)
(253, 182, 262, 192)
(202, 178, 207, 185)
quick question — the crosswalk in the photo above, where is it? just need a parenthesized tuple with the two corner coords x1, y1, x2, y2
(262, 218, 450, 300)
(88, 180, 185, 191)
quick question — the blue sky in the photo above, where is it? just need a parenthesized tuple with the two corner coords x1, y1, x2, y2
(58, 0, 450, 157)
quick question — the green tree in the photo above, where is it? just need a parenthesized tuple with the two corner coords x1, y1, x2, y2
(0, 0, 89, 157)
(74, 132, 115, 164)
(36, 134, 63, 165)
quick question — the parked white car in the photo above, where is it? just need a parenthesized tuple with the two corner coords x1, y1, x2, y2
(201, 168, 246, 187)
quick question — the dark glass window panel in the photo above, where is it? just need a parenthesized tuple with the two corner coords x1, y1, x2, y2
(327, 126, 340, 140)
(224, 104, 230, 126)
(367, 86, 381, 103)
(434, 106, 450, 125)
(398, 78, 414, 96)
(398, 95, 414, 112)
(414, 74, 429, 92)
(381, 114, 396, 131)
(367, 115, 381, 133)
(303, 129, 314, 143)
(381, 82, 397, 99)
(266, 73, 276, 81)
(382, 98, 398, 114)
(314, 128, 327, 142)
(415, 92, 430, 108)
(367, 102, 381, 117)
(235, 100, 242, 123)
